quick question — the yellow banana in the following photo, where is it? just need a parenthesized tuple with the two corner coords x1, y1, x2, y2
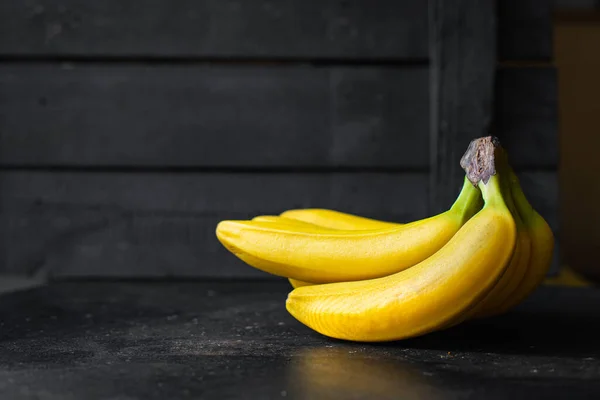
(251, 217, 335, 289)
(281, 153, 551, 317)
(251, 215, 333, 230)
(468, 154, 532, 318)
(285, 161, 517, 342)
(484, 168, 555, 315)
(280, 209, 402, 230)
(253, 214, 400, 288)
(216, 176, 482, 283)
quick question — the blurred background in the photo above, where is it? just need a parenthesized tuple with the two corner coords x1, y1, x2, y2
(555, 1, 600, 282)
(0, 0, 597, 288)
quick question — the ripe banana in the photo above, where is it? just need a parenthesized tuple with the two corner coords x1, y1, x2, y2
(253, 214, 402, 288)
(251, 215, 332, 230)
(286, 152, 517, 341)
(282, 163, 533, 299)
(216, 176, 482, 283)
(280, 209, 402, 230)
(484, 168, 554, 315)
(467, 152, 532, 318)
(282, 152, 553, 319)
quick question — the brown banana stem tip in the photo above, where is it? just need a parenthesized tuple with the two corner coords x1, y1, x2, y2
(459, 136, 503, 186)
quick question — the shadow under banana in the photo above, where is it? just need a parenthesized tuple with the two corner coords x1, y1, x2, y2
(286, 347, 444, 400)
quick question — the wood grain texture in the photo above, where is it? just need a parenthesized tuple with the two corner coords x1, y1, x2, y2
(0, 0, 553, 62)
(0, 0, 428, 59)
(496, 67, 558, 169)
(498, 0, 553, 61)
(0, 64, 555, 169)
(0, 64, 430, 168)
(428, 0, 496, 214)
(0, 171, 429, 278)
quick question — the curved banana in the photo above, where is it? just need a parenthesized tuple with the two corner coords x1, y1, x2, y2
(283, 160, 550, 316)
(485, 168, 554, 315)
(216, 177, 482, 283)
(285, 167, 517, 341)
(252, 215, 332, 230)
(252, 215, 400, 289)
(251, 217, 355, 289)
(250, 217, 343, 289)
(287, 171, 533, 318)
(280, 209, 402, 230)
(469, 155, 532, 318)
(254, 214, 402, 289)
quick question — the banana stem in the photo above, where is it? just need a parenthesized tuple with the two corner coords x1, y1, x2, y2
(479, 175, 506, 206)
(460, 136, 501, 187)
(449, 176, 483, 223)
(459, 136, 507, 208)
(508, 168, 534, 222)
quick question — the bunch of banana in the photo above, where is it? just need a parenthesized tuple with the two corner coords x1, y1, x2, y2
(215, 136, 554, 342)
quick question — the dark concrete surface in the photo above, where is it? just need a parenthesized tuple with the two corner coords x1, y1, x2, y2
(0, 280, 599, 399)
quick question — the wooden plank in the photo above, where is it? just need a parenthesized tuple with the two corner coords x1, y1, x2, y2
(0, 171, 429, 278)
(0, 64, 556, 169)
(428, 0, 496, 214)
(0, 0, 428, 59)
(0, 64, 430, 168)
(497, 0, 553, 61)
(495, 67, 558, 169)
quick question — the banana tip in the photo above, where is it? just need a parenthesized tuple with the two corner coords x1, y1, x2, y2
(215, 220, 245, 252)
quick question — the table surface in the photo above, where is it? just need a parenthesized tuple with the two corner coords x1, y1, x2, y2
(0, 280, 599, 400)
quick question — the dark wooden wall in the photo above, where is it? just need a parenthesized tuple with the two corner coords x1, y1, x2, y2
(0, 0, 558, 279)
